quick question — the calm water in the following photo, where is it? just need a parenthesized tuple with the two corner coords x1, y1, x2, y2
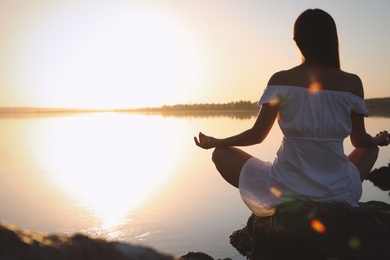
(0, 112, 389, 259)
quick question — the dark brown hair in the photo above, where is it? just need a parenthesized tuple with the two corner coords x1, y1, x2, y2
(293, 9, 340, 69)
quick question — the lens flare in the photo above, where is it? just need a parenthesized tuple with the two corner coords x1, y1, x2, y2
(269, 97, 280, 107)
(269, 186, 282, 198)
(349, 236, 361, 249)
(308, 82, 322, 95)
(310, 219, 326, 234)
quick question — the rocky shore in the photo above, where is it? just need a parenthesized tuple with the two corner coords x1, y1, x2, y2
(1, 165, 389, 260)
(2, 199, 389, 260)
(0, 221, 233, 260)
(0, 222, 173, 260)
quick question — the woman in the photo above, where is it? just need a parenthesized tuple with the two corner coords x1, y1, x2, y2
(194, 9, 389, 216)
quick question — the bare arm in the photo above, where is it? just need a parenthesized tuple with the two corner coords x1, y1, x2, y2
(194, 103, 278, 149)
(350, 112, 389, 147)
(348, 75, 389, 147)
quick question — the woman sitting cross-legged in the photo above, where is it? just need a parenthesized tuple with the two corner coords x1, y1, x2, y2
(194, 9, 390, 216)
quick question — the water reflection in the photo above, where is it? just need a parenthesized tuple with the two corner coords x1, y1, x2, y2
(1, 112, 190, 240)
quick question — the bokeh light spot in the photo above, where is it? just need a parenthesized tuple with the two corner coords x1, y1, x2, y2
(308, 82, 322, 95)
(310, 219, 326, 234)
(269, 97, 280, 107)
(349, 236, 361, 249)
(269, 186, 282, 198)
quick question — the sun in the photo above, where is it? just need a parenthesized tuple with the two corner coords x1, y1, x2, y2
(8, 1, 208, 109)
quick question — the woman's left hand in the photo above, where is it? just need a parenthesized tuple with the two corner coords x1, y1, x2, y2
(194, 132, 220, 149)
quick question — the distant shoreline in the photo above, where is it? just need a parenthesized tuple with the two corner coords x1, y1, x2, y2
(0, 97, 389, 117)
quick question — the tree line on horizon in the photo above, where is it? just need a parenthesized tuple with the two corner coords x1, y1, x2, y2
(135, 100, 259, 112)
(133, 97, 390, 112)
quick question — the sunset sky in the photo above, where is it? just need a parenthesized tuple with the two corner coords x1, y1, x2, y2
(0, 0, 389, 109)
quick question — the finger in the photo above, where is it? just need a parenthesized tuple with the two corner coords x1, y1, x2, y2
(194, 136, 200, 146)
(199, 132, 206, 142)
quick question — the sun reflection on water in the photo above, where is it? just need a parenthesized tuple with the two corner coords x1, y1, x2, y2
(33, 113, 183, 239)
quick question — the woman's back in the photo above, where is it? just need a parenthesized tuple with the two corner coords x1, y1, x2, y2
(258, 68, 369, 206)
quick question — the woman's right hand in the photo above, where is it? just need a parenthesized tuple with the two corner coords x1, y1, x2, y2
(374, 130, 390, 147)
(194, 132, 220, 149)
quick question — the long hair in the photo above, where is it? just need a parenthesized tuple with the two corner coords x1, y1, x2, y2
(293, 9, 340, 69)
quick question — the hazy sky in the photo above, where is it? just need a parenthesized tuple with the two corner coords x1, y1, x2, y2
(0, 0, 389, 108)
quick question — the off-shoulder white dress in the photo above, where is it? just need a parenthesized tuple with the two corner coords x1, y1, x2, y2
(239, 85, 369, 216)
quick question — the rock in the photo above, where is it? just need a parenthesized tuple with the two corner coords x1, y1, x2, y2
(229, 200, 390, 260)
(179, 251, 232, 260)
(0, 221, 175, 260)
(179, 252, 215, 260)
(179, 252, 214, 260)
(367, 163, 390, 192)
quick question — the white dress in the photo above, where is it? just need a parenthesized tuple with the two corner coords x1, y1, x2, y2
(239, 85, 369, 216)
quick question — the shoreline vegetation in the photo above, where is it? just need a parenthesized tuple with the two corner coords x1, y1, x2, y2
(0, 97, 389, 117)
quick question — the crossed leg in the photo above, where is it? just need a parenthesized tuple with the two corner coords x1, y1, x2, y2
(212, 147, 253, 188)
(214, 145, 380, 187)
(348, 146, 379, 181)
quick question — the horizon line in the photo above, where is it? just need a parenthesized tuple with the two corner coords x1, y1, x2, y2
(0, 96, 389, 111)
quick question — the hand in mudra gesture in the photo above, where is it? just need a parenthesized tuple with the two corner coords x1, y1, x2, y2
(194, 132, 220, 149)
(375, 131, 390, 147)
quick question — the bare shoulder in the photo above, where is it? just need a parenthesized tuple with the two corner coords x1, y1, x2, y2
(267, 71, 284, 86)
(267, 66, 300, 86)
(339, 71, 364, 98)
